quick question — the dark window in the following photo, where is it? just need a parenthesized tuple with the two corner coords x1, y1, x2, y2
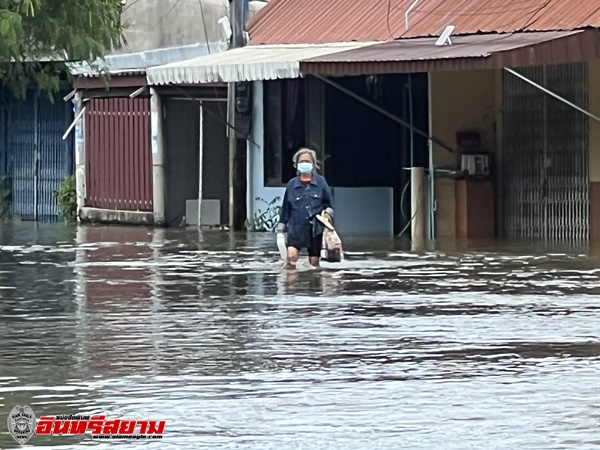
(263, 79, 306, 186)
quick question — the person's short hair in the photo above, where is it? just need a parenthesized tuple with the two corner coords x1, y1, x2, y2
(292, 148, 320, 170)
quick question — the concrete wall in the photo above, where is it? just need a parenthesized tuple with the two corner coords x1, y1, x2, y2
(164, 99, 200, 225)
(588, 60, 600, 240)
(248, 81, 396, 237)
(589, 61, 600, 183)
(202, 101, 229, 225)
(163, 98, 229, 226)
(117, 0, 268, 54)
(117, 0, 229, 54)
(429, 69, 498, 237)
(248, 81, 286, 220)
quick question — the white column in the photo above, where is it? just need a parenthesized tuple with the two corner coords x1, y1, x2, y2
(150, 88, 166, 226)
(74, 91, 86, 219)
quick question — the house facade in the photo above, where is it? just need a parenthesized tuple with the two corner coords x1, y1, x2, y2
(66, 0, 268, 229)
(144, 0, 600, 243)
(69, 44, 229, 227)
(244, 0, 600, 243)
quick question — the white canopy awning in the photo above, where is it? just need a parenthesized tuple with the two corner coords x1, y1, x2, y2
(146, 42, 378, 85)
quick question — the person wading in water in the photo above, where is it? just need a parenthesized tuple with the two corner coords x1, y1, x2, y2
(277, 148, 334, 269)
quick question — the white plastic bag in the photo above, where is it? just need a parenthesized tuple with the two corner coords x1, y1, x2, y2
(276, 233, 287, 261)
(320, 228, 344, 262)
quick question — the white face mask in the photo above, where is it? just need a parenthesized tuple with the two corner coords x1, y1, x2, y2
(297, 162, 313, 174)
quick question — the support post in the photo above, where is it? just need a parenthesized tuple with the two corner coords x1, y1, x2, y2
(150, 88, 166, 226)
(411, 167, 426, 246)
(227, 0, 245, 231)
(73, 91, 86, 220)
(228, 84, 235, 230)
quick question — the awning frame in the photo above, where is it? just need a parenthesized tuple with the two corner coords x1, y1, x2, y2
(145, 42, 379, 85)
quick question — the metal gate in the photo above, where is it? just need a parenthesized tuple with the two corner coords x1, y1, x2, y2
(502, 63, 589, 242)
(8, 91, 74, 222)
(85, 98, 152, 211)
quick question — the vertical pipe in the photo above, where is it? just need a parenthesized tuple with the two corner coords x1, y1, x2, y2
(429, 139, 435, 241)
(408, 74, 414, 168)
(426, 71, 434, 242)
(198, 101, 204, 228)
(74, 91, 85, 219)
(150, 88, 166, 226)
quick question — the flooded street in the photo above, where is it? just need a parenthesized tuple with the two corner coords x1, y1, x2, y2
(2, 223, 600, 449)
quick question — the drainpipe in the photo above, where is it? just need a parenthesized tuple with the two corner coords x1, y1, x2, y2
(150, 87, 166, 226)
(428, 138, 435, 241)
(73, 91, 86, 220)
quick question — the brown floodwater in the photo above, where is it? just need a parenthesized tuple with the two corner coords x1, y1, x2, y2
(1, 222, 600, 449)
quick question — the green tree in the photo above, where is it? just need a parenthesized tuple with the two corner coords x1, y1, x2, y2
(0, 0, 125, 98)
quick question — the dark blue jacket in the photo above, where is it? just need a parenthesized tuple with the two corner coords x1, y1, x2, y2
(279, 173, 333, 244)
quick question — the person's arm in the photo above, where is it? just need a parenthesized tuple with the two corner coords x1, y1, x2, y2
(321, 178, 334, 221)
(277, 187, 290, 232)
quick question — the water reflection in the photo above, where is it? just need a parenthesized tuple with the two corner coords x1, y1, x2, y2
(1, 223, 600, 448)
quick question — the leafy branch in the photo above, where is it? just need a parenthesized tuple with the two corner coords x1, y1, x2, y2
(245, 196, 281, 232)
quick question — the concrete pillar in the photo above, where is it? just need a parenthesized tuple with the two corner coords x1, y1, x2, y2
(73, 91, 86, 220)
(411, 167, 426, 247)
(150, 88, 166, 226)
(227, 83, 236, 230)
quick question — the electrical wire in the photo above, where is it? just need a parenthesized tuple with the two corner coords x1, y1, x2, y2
(198, 0, 212, 54)
(397, 176, 427, 239)
(151, 0, 183, 31)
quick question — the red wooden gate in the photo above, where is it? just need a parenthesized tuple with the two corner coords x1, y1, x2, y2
(85, 98, 153, 211)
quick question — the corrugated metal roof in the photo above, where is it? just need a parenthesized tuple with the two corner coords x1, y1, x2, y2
(68, 42, 225, 78)
(248, 0, 600, 45)
(248, 0, 412, 44)
(146, 42, 377, 85)
(401, 0, 600, 38)
(300, 29, 600, 76)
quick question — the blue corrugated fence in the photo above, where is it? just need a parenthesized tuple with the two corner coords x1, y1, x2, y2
(5, 89, 74, 222)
